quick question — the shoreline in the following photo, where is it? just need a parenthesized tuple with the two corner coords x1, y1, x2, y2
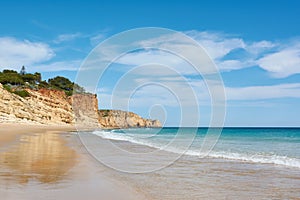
(0, 123, 149, 200)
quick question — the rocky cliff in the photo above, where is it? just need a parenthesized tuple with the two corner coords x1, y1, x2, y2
(0, 83, 98, 126)
(0, 83, 161, 128)
(0, 83, 73, 124)
(98, 110, 162, 128)
(71, 93, 99, 128)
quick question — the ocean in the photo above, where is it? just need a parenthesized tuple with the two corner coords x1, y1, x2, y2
(78, 127, 300, 199)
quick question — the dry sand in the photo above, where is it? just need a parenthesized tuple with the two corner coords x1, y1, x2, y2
(0, 123, 148, 200)
(0, 123, 75, 147)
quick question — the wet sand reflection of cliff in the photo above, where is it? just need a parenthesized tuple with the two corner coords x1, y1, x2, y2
(0, 132, 77, 184)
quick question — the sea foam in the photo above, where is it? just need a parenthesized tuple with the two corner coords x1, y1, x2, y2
(92, 130, 300, 169)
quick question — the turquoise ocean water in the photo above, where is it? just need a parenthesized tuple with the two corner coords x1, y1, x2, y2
(92, 127, 300, 168)
(86, 127, 300, 199)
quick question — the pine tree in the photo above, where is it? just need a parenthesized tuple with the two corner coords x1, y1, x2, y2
(20, 66, 26, 75)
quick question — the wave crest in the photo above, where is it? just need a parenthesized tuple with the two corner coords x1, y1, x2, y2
(92, 130, 300, 169)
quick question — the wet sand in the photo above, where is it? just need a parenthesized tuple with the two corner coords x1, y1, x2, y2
(78, 132, 300, 199)
(0, 123, 148, 200)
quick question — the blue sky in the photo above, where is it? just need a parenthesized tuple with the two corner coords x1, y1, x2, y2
(1, 0, 300, 127)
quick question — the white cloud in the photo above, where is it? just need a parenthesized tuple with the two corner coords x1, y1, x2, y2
(0, 37, 54, 70)
(105, 30, 288, 76)
(185, 31, 246, 59)
(111, 31, 247, 74)
(116, 50, 182, 66)
(257, 44, 300, 78)
(90, 33, 106, 46)
(103, 30, 300, 78)
(216, 59, 254, 71)
(246, 40, 276, 55)
(226, 83, 300, 100)
(54, 33, 82, 43)
(95, 32, 223, 76)
(114, 50, 203, 76)
(202, 37, 245, 59)
(136, 30, 246, 61)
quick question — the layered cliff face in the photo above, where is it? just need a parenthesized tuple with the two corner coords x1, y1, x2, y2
(0, 83, 98, 126)
(0, 83, 73, 124)
(98, 110, 162, 128)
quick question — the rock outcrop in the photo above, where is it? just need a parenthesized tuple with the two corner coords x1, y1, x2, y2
(98, 110, 162, 128)
(71, 93, 100, 128)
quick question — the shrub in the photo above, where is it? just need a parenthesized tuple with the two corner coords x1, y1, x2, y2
(38, 80, 49, 89)
(3, 84, 12, 92)
(100, 109, 110, 117)
(13, 90, 30, 98)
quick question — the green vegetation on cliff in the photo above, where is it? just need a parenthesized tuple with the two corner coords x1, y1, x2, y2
(0, 67, 85, 97)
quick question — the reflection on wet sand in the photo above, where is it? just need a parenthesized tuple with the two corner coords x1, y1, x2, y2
(0, 132, 76, 184)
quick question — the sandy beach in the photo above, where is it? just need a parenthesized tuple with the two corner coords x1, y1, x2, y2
(0, 123, 75, 147)
(0, 123, 148, 200)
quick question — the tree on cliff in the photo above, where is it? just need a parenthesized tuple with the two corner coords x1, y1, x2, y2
(21, 73, 41, 84)
(48, 76, 85, 96)
(48, 76, 73, 92)
(0, 70, 24, 85)
(0, 69, 41, 86)
(0, 69, 86, 96)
